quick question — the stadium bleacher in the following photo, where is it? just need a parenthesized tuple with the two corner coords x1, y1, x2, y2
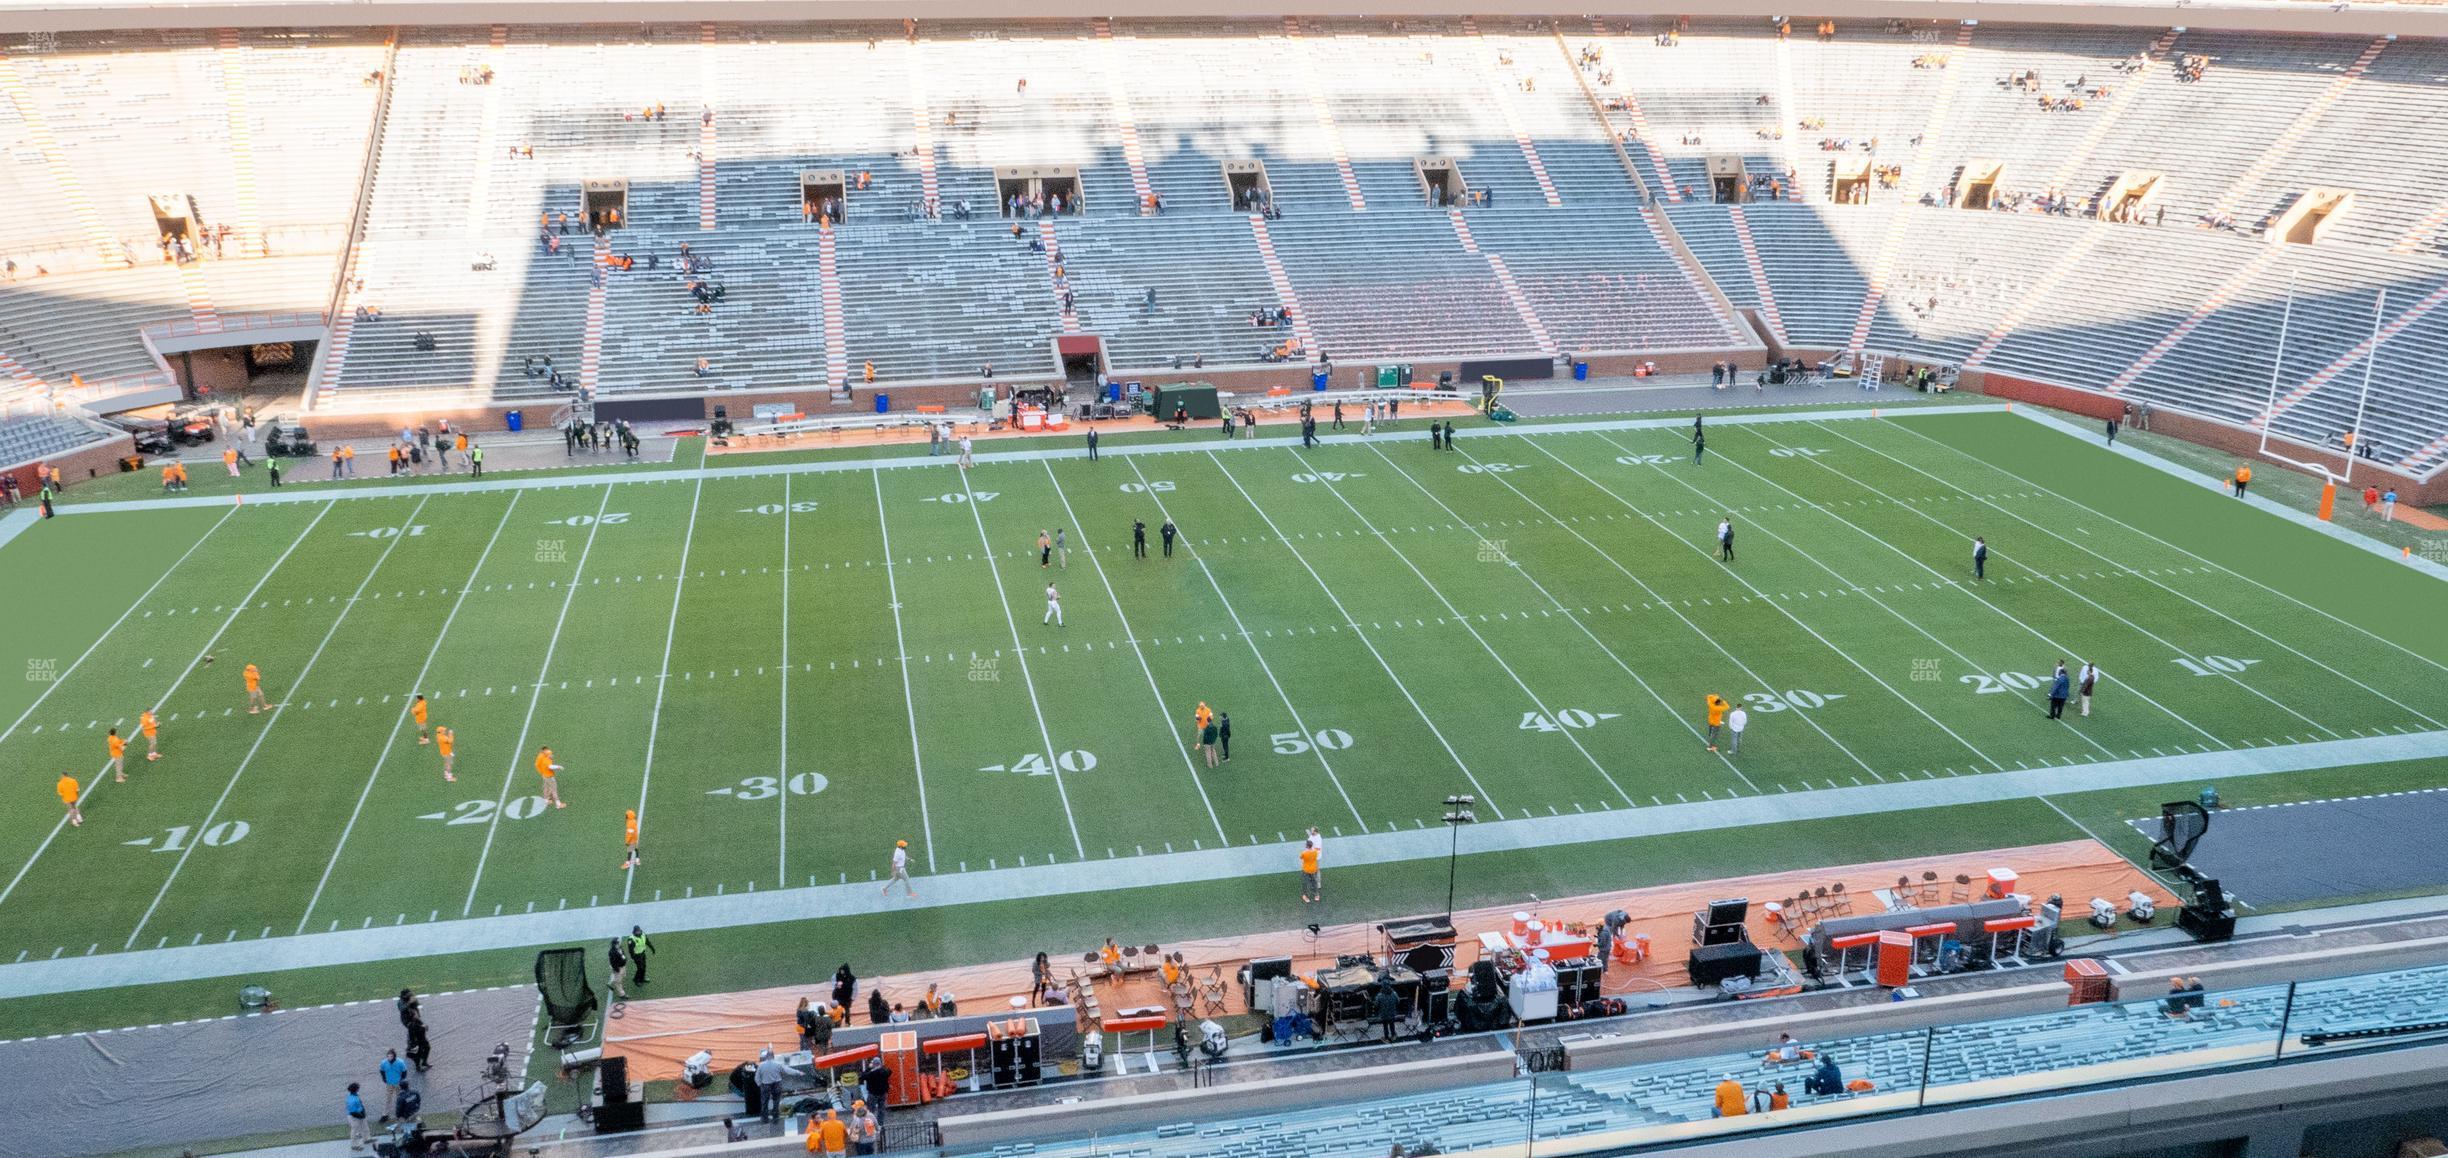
(0, 19, 2443, 475)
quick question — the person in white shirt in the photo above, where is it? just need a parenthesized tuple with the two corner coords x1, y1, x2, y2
(883, 839, 916, 899)
(2077, 662, 2101, 717)
(957, 435, 974, 470)
(1727, 705, 1748, 753)
(1043, 582, 1062, 626)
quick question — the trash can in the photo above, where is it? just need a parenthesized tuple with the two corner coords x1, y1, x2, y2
(1572, 360, 1590, 381)
(875, 393, 890, 413)
(1107, 382, 1122, 403)
(504, 409, 523, 432)
(1311, 367, 1329, 392)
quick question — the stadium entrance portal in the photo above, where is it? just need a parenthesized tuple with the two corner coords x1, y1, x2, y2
(2273, 188, 2353, 245)
(801, 169, 847, 224)
(1224, 160, 1273, 211)
(1705, 155, 1750, 203)
(995, 165, 1084, 215)
(1417, 157, 1468, 207)
(148, 193, 198, 240)
(1831, 157, 1871, 205)
(2101, 172, 2161, 223)
(582, 179, 628, 230)
(1955, 160, 2003, 210)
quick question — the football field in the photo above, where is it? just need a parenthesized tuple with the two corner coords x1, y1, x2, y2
(2, 406, 2445, 982)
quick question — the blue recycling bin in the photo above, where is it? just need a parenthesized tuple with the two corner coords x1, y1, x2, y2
(1107, 382, 1121, 403)
(1572, 361, 1589, 382)
(875, 393, 890, 413)
(1312, 367, 1330, 391)
(504, 408, 523, 432)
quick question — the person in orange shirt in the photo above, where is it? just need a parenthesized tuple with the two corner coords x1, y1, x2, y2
(535, 745, 565, 808)
(1299, 843, 1322, 903)
(621, 808, 640, 869)
(410, 694, 430, 744)
(58, 773, 82, 826)
(2232, 464, 2251, 497)
(106, 727, 128, 782)
(809, 1108, 847, 1156)
(140, 709, 160, 761)
(223, 446, 239, 476)
(1713, 1074, 1748, 1118)
(387, 445, 402, 475)
(160, 463, 178, 493)
(338, 444, 356, 477)
(1705, 694, 1729, 751)
(435, 725, 456, 782)
(244, 663, 268, 713)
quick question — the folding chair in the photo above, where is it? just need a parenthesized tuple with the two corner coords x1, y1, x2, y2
(1828, 882, 1854, 915)
(1950, 874, 1973, 905)
(1197, 967, 1229, 1017)
(1920, 871, 1942, 906)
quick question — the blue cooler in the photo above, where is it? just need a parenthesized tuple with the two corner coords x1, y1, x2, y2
(504, 409, 523, 432)
(875, 393, 889, 413)
(1572, 361, 1589, 381)
(1311, 367, 1330, 392)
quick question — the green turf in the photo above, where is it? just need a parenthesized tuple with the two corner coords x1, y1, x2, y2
(1, 407, 2443, 1030)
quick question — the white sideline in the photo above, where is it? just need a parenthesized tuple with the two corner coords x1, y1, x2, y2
(871, 470, 938, 872)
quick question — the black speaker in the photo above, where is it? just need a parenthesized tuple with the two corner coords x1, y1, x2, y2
(1400, 942, 1456, 973)
(1687, 942, 1765, 987)
(599, 1056, 630, 1102)
(1469, 959, 1501, 1001)
(712, 404, 728, 421)
(1424, 986, 1455, 1025)
(592, 1099, 645, 1133)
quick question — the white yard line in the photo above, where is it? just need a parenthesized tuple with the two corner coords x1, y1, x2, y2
(125, 497, 431, 949)
(1727, 424, 2223, 748)
(0, 505, 236, 749)
(461, 485, 618, 917)
(1039, 460, 1228, 843)
(0, 502, 333, 914)
(1515, 436, 1992, 773)
(624, 475, 707, 903)
(1340, 447, 1645, 804)
(955, 467, 1088, 860)
(1878, 418, 2448, 721)
(296, 492, 524, 933)
(871, 470, 938, 872)
(1821, 422, 2366, 737)
(1120, 456, 1367, 830)
(1202, 451, 1504, 814)
(777, 474, 792, 889)
(1604, 428, 2118, 756)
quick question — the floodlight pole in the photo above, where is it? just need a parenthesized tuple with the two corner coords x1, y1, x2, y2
(1442, 795, 1476, 916)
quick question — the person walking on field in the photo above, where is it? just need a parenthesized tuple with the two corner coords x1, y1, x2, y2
(535, 745, 566, 809)
(411, 694, 430, 744)
(1161, 518, 1177, 557)
(1201, 714, 1220, 767)
(1727, 704, 1748, 753)
(58, 773, 82, 826)
(620, 808, 640, 870)
(1972, 536, 1988, 581)
(1218, 711, 1232, 762)
(106, 727, 127, 783)
(1300, 842, 1322, 904)
(346, 1083, 371, 1151)
(140, 709, 160, 761)
(1704, 694, 1729, 751)
(1717, 517, 1735, 563)
(883, 839, 918, 899)
(1037, 529, 1052, 569)
(625, 925, 654, 986)
(1085, 425, 1099, 461)
(244, 662, 270, 713)
(2383, 488, 2398, 521)
(957, 435, 974, 471)
(1055, 528, 1068, 569)
(1692, 426, 1707, 465)
(2077, 662, 2101, 717)
(2231, 464, 2250, 497)
(606, 937, 629, 1001)
(2046, 662, 2071, 719)
(1043, 581, 1063, 626)
(435, 725, 456, 782)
